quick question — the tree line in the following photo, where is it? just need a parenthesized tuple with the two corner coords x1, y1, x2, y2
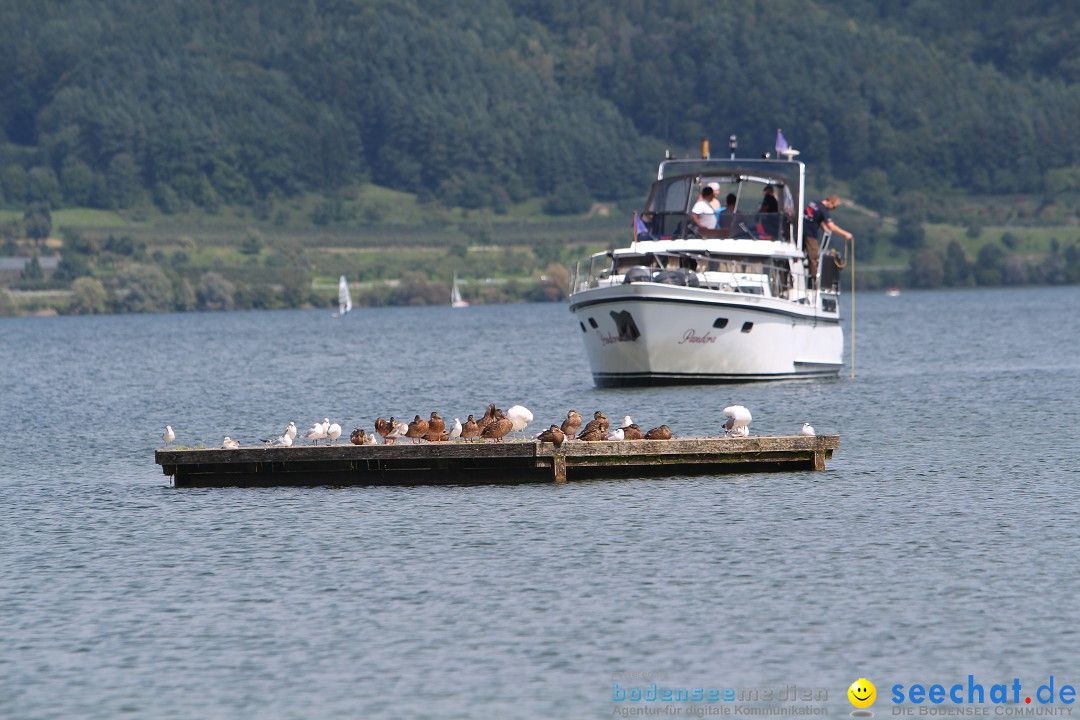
(1, 0, 1078, 216)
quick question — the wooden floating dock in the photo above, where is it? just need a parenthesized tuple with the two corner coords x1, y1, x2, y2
(156, 435, 839, 488)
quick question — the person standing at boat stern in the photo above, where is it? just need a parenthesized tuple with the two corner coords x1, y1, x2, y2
(803, 195, 853, 285)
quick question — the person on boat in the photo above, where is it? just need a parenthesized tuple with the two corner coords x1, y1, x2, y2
(803, 195, 853, 285)
(635, 211, 657, 240)
(691, 184, 719, 232)
(716, 192, 738, 237)
(707, 182, 723, 223)
(757, 185, 780, 239)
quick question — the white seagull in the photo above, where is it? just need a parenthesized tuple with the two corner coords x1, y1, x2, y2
(222, 436, 240, 449)
(364, 432, 377, 445)
(449, 418, 462, 441)
(722, 405, 752, 437)
(285, 421, 297, 440)
(800, 422, 816, 436)
(620, 415, 633, 429)
(606, 427, 625, 441)
(506, 405, 534, 440)
(326, 422, 342, 444)
(269, 432, 293, 447)
(162, 425, 175, 446)
(302, 418, 330, 445)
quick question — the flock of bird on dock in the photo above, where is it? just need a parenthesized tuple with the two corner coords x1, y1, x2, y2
(161, 405, 818, 450)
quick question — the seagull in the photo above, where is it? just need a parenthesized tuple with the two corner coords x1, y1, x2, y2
(326, 422, 342, 444)
(285, 421, 297, 440)
(222, 436, 240, 449)
(801, 422, 816, 436)
(606, 427, 625, 441)
(449, 418, 462, 441)
(302, 419, 329, 445)
(162, 425, 175, 446)
(269, 432, 293, 447)
(620, 415, 633, 429)
(506, 405, 533, 440)
(364, 431, 377, 445)
(723, 405, 752, 437)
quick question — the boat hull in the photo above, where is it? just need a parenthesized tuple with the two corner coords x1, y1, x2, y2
(569, 284, 843, 387)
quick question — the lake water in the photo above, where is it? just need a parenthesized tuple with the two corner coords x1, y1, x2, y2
(3, 286, 1079, 719)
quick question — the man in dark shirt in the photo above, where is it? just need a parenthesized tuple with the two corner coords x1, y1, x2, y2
(803, 194, 853, 285)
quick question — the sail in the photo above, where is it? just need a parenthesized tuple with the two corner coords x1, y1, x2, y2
(338, 275, 352, 314)
(451, 272, 468, 308)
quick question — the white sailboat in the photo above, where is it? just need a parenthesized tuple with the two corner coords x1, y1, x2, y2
(451, 272, 469, 308)
(336, 275, 353, 316)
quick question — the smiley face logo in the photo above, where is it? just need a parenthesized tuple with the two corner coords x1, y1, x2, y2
(848, 678, 876, 709)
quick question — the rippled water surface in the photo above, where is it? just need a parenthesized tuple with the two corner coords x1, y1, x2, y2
(3, 287, 1079, 719)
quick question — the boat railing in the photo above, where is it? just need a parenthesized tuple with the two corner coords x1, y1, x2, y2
(571, 254, 799, 300)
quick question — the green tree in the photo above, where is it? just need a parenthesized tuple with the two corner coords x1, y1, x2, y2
(68, 277, 108, 314)
(112, 264, 174, 313)
(943, 240, 973, 287)
(23, 203, 52, 246)
(28, 167, 61, 205)
(975, 244, 1005, 286)
(20, 254, 44, 282)
(0, 288, 14, 316)
(196, 271, 236, 311)
(1, 165, 29, 205)
(909, 248, 944, 288)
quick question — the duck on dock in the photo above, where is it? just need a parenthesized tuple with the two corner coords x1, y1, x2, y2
(480, 409, 513, 442)
(644, 425, 672, 440)
(406, 415, 429, 443)
(461, 415, 481, 442)
(536, 425, 565, 447)
(560, 410, 582, 440)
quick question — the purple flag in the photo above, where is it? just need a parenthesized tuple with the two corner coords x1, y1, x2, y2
(775, 129, 790, 155)
(635, 212, 649, 238)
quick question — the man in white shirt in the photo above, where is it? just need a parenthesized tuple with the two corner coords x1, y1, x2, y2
(692, 185, 718, 230)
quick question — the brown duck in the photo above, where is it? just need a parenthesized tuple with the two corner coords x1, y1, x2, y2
(536, 424, 565, 447)
(477, 403, 497, 433)
(644, 425, 672, 440)
(577, 426, 604, 442)
(560, 410, 582, 440)
(406, 415, 429, 443)
(375, 417, 394, 443)
(350, 428, 367, 445)
(581, 411, 608, 436)
(428, 412, 445, 435)
(461, 414, 481, 442)
(621, 423, 644, 441)
(480, 409, 513, 442)
(424, 430, 450, 442)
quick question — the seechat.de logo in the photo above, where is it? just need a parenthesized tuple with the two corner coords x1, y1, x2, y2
(849, 678, 877, 717)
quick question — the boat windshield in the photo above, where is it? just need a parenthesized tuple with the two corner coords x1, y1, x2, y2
(638, 158, 803, 243)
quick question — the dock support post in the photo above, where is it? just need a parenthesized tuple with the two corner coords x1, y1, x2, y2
(813, 449, 825, 471)
(553, 455, 566, 482)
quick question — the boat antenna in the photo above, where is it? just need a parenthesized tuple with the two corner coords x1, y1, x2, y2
(701, 138, 710, 160)
(729, 134, 737, 159)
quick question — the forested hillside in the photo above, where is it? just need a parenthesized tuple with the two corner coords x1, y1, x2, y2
(1, 0, 1078, 214)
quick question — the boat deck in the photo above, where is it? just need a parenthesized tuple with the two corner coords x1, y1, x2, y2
(156, 435, 840, 487)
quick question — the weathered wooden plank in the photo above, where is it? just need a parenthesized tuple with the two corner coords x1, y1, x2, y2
(156, 435, 840, 487)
